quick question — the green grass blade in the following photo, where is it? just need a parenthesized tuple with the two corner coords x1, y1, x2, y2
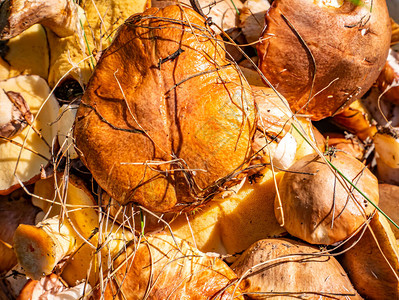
(292, 123, 399, 231)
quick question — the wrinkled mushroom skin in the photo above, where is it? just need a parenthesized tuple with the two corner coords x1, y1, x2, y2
(74, 6, 255, 212)
(258, 0, 391, 120)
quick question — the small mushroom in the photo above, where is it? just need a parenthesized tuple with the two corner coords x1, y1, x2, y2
(275, 152, 378, 245)
(324, 132, 365, 161)
(152, 0, 243, 34)
(13, 216, 78, 280)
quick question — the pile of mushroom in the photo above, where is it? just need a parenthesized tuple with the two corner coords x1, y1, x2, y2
(0, 0, 398, 299)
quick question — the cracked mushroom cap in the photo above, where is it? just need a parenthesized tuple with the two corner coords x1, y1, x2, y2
(275, 152, 379, 245)
(257, 0, 391, 121)
(74, 5, 256, 212)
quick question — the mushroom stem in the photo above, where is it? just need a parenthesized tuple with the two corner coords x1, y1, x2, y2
(13, 217, 78, 280)
(21, 176, 135, 283)
(0, 0, 79, 40)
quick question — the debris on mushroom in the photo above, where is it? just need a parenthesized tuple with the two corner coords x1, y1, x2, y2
(152, 0, 243, 34)
(257, 0, 391, 120)
(74, 5, 256, 212)
(22, 175, 134, 285)
(232, 238, 362, 299)
(0, 75, 59, 195)
(275, 152, 379, 245)
(324, 132, 365, 161)
(0, 90, 33, 139)
(94, 232, 244, 299)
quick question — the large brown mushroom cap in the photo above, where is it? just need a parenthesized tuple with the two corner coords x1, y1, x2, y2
(74, 5, 255, 212)
(231, 238, 362, 299)
(96, 233, 243, 300)
(257, 0, 391, 120)
(275, 152, 378, 245)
